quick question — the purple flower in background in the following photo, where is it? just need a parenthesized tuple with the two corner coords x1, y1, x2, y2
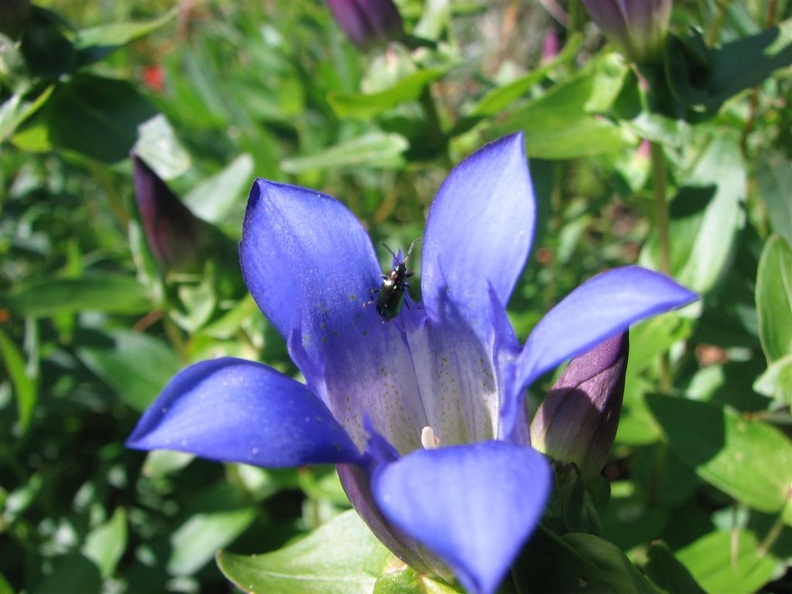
(581, 0, 672, 65)
(132, 154, 207, 273)
(127, 134, 696, 593)
(531, 332, 629, 480)
(326, 0, 404, 50)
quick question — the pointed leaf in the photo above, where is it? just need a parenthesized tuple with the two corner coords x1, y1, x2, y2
(168, 485, 256, 576)
(280, 132, 408, 173)
(3, 273, 150, 317)
(647, 395, 792, 516)
(327, 70, 445, 119)
(217, 509, 392, 594)
(644, 541, 706, 594)
(641, 135, 745, 294)
(76, 329, 181, 411)
(82, 508, 127, 580)
(756, 234, 792, 363)
(513, 527, 658, 593)
(676, 530, 778, 594)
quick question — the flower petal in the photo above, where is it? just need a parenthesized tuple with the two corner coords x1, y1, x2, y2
(240, 178, 383, 349)
(372, 441, 551, 594)
(127, 358, 361, 466)
(516, 266, 696, 391)
(421, 133, 535, 331)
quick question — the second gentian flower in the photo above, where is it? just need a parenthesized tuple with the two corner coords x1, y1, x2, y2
(127, 133, 696, 593)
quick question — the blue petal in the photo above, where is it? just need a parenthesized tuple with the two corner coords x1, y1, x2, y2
(372, 441, 551, 594)
(127, 358, 361, 466)
(516, 266, 697, 391)
(240, 178, 383, 348)
(421, 133, 535, 332)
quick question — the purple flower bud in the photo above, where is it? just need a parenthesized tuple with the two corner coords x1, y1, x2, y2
(132, 154, 206, 273)
(326, 0, 404, 50)
(581, 0, 672, 65)
(531, 333, 629, 480)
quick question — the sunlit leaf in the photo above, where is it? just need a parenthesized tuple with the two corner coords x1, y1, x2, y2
(756, 235, 792, 363)
(217, 509, 392, 594)
(676, 530, 778, 594)
(76, 329, 181, 411)
(3, 274, 150, 317)
(647, 395, 792, 516)
(280, 132, 407, 173)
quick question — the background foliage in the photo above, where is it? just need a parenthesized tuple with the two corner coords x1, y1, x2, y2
(1, 0, 790, 592)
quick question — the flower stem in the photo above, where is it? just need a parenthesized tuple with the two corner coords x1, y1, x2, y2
(650, 141, 670, 276)
(650, 140, 672, 393)
(418, 85, 448, 164)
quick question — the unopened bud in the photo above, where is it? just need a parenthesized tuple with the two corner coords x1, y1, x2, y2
(326, 0, 404, 51)
(132, 154, 206, 273)
(531, 333, 629, 480)
(581, 0, 672, 65)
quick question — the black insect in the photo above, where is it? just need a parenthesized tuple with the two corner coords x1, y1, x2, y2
(367, 239, 420, 321)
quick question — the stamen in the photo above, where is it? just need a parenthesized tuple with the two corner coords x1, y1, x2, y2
(421, 426, 440, 449)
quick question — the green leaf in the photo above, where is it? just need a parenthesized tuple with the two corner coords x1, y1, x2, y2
(168, 484, 257, 576)
(753, 354, 792, 406)
(646, 395, 792, 516)
(514, 528, 659, 593)
(0, 571, 14, 594)
(374, 566, 461, 594)
(0, 329, 38, 432)
(0, 85, 55, 142)
(327, 70, 445, 119)
(133, 114, 192, 180)
(217, 509, 392, 594)
(183, 153, 254, 225)
(82, 507, 127, 579)
(20, 14, 76, 79)
(494, 57, 636, 159)
(3, 273, 151, 317)
(756, 235, 792, 363)
(756, 150, 792, 246)
(641, 134, 745, 294)
(644, 541, 706, 594)
(142, 449, 195, 478)
(75, 329, 181, 411)
(46, 74, 158, 163)
(74, 9, 176, 67)
(32, 553, 102, 594)
(676, 530, 777, 594)
(467, 35, 580, 118)
(666, 20, 792, 115)
(280, 132, 408, 173)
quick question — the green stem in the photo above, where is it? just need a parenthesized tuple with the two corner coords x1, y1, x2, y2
(650, 141, 671, 276)
(650, 140, 672, 393)
(418, 85, 449, 165)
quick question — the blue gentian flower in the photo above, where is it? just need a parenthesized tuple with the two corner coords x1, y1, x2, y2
(127, 133, 696, 593)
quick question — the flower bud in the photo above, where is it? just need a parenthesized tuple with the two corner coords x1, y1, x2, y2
(581, 0, 672, 65)
(132, 154, 206, 273)
(326, 0, 404, 50)
(530, 333, 629, 480)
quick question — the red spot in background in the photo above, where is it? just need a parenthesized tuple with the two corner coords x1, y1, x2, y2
(142, 65, 165, 93)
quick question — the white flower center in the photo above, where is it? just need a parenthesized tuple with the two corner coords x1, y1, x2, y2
(421, 426, 440, 449)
